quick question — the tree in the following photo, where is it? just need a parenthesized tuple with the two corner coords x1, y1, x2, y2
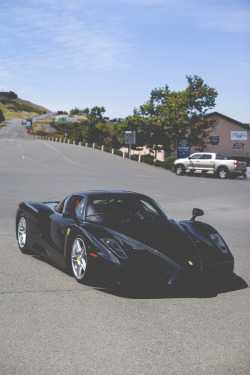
(129, 75, 218, 152)
(116, 114, 155, 153)
(8, 91, 18, 99)
(66, 106, 109, 145)
(87, 106, 106, 125)
(70, 107, 81, 115)
(0, 109, 5, 123)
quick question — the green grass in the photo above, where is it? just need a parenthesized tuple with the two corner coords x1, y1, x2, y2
(0, 98, 51, 120)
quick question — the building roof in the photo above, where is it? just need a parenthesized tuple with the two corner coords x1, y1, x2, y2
(205, 112, 250, 130)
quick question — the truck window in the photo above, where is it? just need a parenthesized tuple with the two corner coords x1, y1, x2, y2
(189, 154, 201, 159)
(216, 154, 225, 160)
(200, 154, 212, 159)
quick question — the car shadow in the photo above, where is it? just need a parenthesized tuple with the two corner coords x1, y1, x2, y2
(30, 254, 248, 299)
(95, 275, 248, 299)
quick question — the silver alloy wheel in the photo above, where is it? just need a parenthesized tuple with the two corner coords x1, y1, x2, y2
(176, 165, 184, 175)
(18, 216, 27, 249)
(71, 237, 87, 281)
(218, 168, 228, 179)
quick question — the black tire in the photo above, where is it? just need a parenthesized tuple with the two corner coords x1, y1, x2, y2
(217, 167, 228, 179)
(71, 235, 88, 283)
(175, 164, 185, 176)
(17, 215, 29, 253)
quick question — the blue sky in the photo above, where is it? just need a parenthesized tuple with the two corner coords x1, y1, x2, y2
(0, 0, 249, 122)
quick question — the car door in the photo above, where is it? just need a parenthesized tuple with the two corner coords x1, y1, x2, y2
(199, 154, 214, 170)
(188, 154, 202, 170)
(49, 195, 85, 265)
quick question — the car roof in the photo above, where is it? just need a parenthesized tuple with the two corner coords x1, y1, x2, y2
(73, 190, 149, 199)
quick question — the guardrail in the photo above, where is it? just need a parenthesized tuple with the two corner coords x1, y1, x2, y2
(29, 134, 140, 161)
(28, 134, 176, 171)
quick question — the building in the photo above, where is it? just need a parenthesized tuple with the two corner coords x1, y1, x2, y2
(198, 112, 250, 156)
(121, 112, 250, 161)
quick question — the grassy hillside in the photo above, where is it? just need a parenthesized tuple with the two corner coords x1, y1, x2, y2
(0, 98, 51, 120)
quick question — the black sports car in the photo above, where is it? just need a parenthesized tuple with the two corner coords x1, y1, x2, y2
(16, 191, 235, 288)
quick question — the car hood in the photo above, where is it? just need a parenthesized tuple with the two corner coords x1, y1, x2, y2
(86, 221, 201, 270)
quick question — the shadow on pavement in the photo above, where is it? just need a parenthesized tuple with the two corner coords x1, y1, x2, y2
(30, 254, 248, 299)
(94, 275, 248, 299)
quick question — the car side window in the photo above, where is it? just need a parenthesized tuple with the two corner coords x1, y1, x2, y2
(190, 154, 201, 159)
(200, 154, 212, 159)
(75, 197, 86, 218)
(54, 198, 66, 214)
(65, 195, 85, 216)
(216, 154, 225, 160)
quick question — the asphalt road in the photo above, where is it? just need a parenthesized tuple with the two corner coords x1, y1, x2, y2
(0, 120, 249, 375)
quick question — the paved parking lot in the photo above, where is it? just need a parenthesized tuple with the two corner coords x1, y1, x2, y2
(0, 120, 249, 375)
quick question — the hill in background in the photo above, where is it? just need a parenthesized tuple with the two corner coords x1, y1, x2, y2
(0, 92, 51, 120)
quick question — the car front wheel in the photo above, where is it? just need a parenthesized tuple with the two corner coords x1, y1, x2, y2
(175, 165, 185, 176)
(71, 236, 88, 283)
(17, 215, 28, 253)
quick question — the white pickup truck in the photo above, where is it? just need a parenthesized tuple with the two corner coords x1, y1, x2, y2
(174, 152, 247, 179)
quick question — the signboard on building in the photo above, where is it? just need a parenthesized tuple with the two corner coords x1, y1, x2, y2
(210, 136, 219, 145)
(233, 142, 245, 151)
(231, 131, 247, 141)
(177, 139, 190, 158)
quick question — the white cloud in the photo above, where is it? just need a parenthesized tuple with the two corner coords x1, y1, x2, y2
(1, 1, 134, 72)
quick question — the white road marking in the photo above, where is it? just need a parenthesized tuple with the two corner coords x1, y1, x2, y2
(37, 140, 81, 166)
(18, 142, 24, 159)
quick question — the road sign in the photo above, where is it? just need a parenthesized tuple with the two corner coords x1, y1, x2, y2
(125, 131, 136, 145)
(125, 131, 136, 160)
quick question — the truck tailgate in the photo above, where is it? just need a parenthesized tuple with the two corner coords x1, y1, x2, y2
(236, 161, 247, 171)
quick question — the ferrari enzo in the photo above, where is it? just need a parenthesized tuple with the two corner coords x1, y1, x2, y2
(16, 191, 235, 288)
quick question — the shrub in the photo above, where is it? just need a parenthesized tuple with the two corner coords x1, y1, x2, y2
(131, 154, 138, 161)
(141, 154, 154, 165)
(33, 130, 48, 136)
(114, 150, 123, 157)
(163, 156, 176, 170)
(154, 160, 164, 167)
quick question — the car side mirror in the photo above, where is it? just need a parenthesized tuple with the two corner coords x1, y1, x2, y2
(191, 208, 204, 221)
(63, 211, 76, 219)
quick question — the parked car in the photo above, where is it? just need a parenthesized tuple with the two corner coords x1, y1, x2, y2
(16, 190, 235, 289)
(226, 156, 250, 167)
(174, 152, 247, 179)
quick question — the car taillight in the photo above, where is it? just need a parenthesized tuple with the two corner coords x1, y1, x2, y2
(233, 161, 238, 166)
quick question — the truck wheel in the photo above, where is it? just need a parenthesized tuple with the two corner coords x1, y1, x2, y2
(175, 165, 185, 176)
(217, 167, 228, 179)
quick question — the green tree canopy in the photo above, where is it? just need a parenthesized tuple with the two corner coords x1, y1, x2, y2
(70, 107, 81, 115)
(8, 91, 18, 99)
(87, 106, 106, 125)
(63, 106, 109, 144)
(119, 75, 218, 152)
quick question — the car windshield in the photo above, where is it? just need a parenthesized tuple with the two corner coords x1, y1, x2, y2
(85, 195, 169, 224)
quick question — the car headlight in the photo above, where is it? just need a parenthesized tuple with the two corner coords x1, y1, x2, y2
(210, 234, 228, 254)
(100, 238, 127, 259)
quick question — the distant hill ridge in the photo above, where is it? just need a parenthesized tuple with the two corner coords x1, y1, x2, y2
(0, 91, 51, 120)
